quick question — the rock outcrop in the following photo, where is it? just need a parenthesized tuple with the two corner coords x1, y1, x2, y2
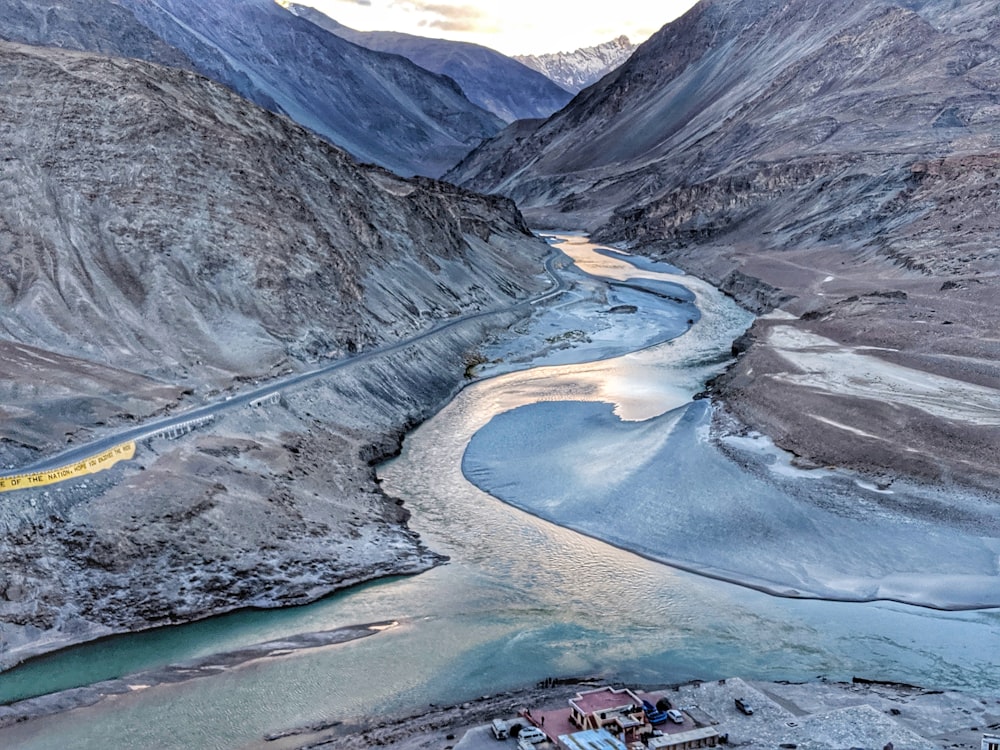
(0, 40, 548, 668)
(447, 0, 1000, 491)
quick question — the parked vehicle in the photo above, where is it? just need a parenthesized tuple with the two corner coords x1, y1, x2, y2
(735, 698, 754, 715)
(491, 718, 509, 739)
(642, 699, 668, 725)
(666, 709, 685, 724)
(517, 725, 547, 744)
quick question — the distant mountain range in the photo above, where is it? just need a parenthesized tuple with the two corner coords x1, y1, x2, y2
(514, 35, 636, 93)
(282, 2, 573, 123)
(0, 0, 505, 176)
(448, 0, 1000, 491)
(0, 0, 639, 175)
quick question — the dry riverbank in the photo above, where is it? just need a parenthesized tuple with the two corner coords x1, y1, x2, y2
(638, 239, 1000, 498)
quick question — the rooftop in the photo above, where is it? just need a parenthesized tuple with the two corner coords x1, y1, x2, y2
(571, 687, 644, 716)
(647, 726, 720, 749)
(559, 728, 629, 750)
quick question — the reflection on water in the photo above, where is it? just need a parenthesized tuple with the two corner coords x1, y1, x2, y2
(1, 237, 998, 750)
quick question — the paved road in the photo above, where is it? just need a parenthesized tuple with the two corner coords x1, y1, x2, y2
(7, 248, 570, 477)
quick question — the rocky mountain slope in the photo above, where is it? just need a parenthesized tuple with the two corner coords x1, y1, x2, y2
(1, 0, 503, 177)
(0, 0, 191, 70)
(282, 2, 573, 123)
(514, 35, 635, 93)
(448, 0, 1000, 492)
(0, 39, 548, 666)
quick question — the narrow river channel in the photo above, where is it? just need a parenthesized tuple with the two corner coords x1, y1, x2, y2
(1, 236, 997, 750)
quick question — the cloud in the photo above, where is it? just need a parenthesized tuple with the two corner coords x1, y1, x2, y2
(392, 1, 489, 33)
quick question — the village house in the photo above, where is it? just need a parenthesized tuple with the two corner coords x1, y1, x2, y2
(568, 686, 647, 743)
(552, 686, 719, 750)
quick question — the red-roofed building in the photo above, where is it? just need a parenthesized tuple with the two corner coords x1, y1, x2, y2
(568, 687, 647, 745)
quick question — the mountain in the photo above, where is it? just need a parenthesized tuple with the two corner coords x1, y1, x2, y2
(118, 0, 509, 177)
(0, 38, 548, 664)
(0, 0, 190, 69)
(282, 2, 573, 123)
(514, 35, 635, 93)
(448, 0, 1000, 491)
(0, 38, 544, 458)
(0, 0, 286, 115)
(0, 0, 503, 177)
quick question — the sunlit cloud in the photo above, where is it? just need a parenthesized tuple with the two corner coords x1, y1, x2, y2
(395, 1, 489, 33)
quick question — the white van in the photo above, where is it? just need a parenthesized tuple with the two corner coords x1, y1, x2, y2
(518, 726, 547, 744)
(491, 719, 510, 740)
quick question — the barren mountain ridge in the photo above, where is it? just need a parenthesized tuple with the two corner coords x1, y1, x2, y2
(449, 0, 1000, 491)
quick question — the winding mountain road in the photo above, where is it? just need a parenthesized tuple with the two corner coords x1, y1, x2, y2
(4, 247, 570, 480)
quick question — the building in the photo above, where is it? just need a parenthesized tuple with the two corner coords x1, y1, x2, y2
(646, 727, 720, 750)
(983, 733, 1000, 750)
(568, 687, 648, 745)
(541, 684, 719, 750)
(560, 728, 628, 750)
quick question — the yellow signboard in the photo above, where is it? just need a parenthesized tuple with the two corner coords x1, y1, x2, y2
(0, 441, 136, 493)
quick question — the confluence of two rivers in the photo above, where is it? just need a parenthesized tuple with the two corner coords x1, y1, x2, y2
(0, 235, 997, 750)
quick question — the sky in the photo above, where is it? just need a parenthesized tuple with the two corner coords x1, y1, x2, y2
(288, 0, 701, 57)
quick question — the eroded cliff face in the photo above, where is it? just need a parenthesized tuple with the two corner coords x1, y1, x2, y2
(0, 41, 548, 667)
(447, 0, 1000, 491)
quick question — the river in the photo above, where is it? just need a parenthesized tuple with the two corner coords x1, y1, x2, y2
(0, 236, 997, 750)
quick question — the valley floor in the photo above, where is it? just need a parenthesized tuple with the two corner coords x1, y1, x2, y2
(252, 676, 1000, 750)
(2, 236, 998, 749)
